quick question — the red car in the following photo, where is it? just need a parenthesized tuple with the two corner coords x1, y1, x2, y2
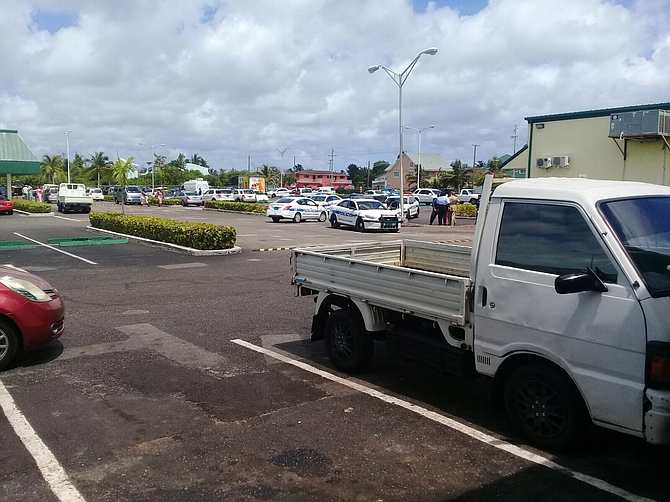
(0, 265, 64, 370)
(0, 198, 12, 215)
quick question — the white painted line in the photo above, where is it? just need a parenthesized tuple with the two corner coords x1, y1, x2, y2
(231, 339, 655, 502)
(237, 234, 258, 237)
(157, 262, 208, 270)
(53, 216, 83, 222)
(0, 379, 86, 502)
(13, 233, 97, 265)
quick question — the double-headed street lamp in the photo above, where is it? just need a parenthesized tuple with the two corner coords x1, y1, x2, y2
(276, 147, 289, 187)
(139, 142, 165, 190)
(368, 47, 437, 221)
(63, 130, 72, 182)
(406, 125, 434, 189)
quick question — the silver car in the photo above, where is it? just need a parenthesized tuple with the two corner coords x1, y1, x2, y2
(178, 191, 204, 206)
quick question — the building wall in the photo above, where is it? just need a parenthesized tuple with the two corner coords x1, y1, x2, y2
(528, 115, 669, 185)
(385, 155, 416, 190)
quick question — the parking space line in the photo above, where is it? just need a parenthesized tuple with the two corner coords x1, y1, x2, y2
(231, 339, 655, 502)
(13, 233, 97, 265)
(0, 379, 86, 502)
(53, 216, 83, 222)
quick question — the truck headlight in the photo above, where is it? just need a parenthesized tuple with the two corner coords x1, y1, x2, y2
(0, 276, 51, 302)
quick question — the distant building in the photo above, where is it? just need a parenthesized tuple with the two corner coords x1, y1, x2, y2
(501, 102, 670, 185)
(384, 152, 451, 190)
(371, 174, 387, 188)
(294, 170, 352, 189)
(184, 162, 209, 177)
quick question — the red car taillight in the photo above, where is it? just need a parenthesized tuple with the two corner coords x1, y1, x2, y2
(646, 342, 670, 389)
(284, 206, 292, 210)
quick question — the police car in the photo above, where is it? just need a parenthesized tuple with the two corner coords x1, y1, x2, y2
(385, 195, 420, 219)
(267, 197, 327, 223)
(328, 198, 399, 232)
(308, 194, 341, 210)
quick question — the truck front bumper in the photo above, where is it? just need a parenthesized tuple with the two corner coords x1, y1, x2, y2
(645, 388, 670, 444)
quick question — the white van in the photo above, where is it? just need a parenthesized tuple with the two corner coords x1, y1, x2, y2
(318, 186, 336, 194)
(183, 178, 209, 194)
(57, 183, 93, 213)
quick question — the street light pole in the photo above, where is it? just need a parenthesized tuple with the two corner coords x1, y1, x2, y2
(406, 125, 434, 189)
(276, 147, 289, 187)
(63, 130, 72, 183)
(139, 142, 165, 190)
(368, 47, 437, 222)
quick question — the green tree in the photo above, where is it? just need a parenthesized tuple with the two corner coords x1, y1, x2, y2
(89, 152, 111, 188)
(189, 153, 209, 168)
(40, 155, 65, 184)
(446, 160, 473, 191)
(111, 157, 134, 213)
(486, 156, 506, 177)
(293, 164, 304, 172)
(174, 153, 187, 170)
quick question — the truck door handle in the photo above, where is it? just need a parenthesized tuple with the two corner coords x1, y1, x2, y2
(481, 287, 488, 307)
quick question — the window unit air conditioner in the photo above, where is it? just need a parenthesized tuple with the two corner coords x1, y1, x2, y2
(536, 158, 552, 169)
(552, 156, 570, 168)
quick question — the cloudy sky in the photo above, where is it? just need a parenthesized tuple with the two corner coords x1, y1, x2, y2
(1, 0, 669, 172)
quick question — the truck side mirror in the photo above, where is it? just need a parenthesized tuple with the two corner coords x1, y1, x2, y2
(555, 267, 608, 294)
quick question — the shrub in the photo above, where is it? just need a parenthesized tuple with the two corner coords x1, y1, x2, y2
(148, 197, 181, 206)
(89, 212, 236, 250)
(204, 200, 267, 213)
(103, 195, 113, 201)
(456, 203, 477, 217)
(11, 199, 52, 213)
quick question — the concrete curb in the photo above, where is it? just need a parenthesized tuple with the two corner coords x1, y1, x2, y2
(85, 226, 242, 256)
(13, 209, 54, 217)
(203, 208, 266, 217)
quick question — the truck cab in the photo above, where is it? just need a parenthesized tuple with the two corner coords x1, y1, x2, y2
(57, 183, 92, 213)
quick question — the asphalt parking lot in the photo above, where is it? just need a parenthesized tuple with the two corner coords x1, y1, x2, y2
(0, 205, 668, 502)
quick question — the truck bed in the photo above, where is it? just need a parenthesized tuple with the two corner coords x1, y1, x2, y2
(292, 240, 472, 325)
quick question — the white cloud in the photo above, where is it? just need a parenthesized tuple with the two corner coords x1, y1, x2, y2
(0, 0, 668, 171)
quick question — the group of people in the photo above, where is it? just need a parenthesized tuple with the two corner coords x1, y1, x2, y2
(22, 185, 43, 202)
(429, 190, 459, 226)
(140, 188, 164, 206)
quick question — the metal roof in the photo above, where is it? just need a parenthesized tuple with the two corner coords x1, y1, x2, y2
(525, 102, 670, 124)
(385, 152, 452, 172)
(0, 129, 40, 175)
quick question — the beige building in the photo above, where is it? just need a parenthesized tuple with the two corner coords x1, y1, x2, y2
(502, 102, 670, 185)
(384, 152, 451, 190)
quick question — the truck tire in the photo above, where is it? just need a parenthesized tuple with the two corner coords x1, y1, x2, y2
(330, 215, 340, 228)
(504, 363, 587, 450)
(324, 309, 374, 373)
(469, 198, 477, 205)
(0, 318, 19, 371)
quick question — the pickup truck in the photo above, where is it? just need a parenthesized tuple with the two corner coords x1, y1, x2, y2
(57, 183, 92, 213)
(292, 175, 670, 449)
(457, 188, 480, 204)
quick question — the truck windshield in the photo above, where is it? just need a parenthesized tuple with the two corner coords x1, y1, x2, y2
(600, 196, 670, 297)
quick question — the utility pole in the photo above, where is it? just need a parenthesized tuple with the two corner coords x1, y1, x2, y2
(511, 124, 518, 153)
(276, 148, 289, 188)
(472, 144, 480, 189)
(367, 160, 371, 188)
(328, 149, 337, 186)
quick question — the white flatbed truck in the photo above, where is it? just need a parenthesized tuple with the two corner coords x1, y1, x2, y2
(292, 175, 670, 449)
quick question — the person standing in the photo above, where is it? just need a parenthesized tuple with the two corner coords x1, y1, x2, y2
(448, 190, 459, 226)
(140, 189, 148, 207)
(22, 185, 28, 199)
(436, 191, 449, 225)
(429, 195, 438, 225)
(157, 189, 163, 207)
(37, 186, 43, 203)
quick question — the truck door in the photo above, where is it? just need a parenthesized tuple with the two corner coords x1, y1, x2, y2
(474, 199, 646, 434)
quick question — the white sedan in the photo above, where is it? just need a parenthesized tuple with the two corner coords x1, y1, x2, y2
(268, 187, 290, 198)
(385, 196, 420, 219)
(254, 190, 269, 203)
(87, 188, 104, 201)
(267, 197, 327, 223)
(328, 198, 399, 232)
(308, 194, 341, 210)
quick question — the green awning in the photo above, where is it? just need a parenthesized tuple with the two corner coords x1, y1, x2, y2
(0, 129, 40, 175)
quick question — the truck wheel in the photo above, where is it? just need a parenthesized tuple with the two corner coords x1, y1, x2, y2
(470, 198, 477, 205)
(504, 363, 587, 450)
(355, 218, 365, 232)
(324, 309, 373, 373)
(62, 205, 69, 214)
(293, 212, 302, 223)
(330, 215, 340, 228)
(318, 212, 327, 222)
(271, 216, 280, 223)
(115, 199, 119, 205)
(0, 319, 19, 371)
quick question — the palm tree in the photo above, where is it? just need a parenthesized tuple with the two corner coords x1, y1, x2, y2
(40, 155, 64, 184)
(111, 157, 134, 214)
(258, 164, 280, 186)
(89, 152, 111, 188)
(175, 153, 187, 170)
(189, 153, 209, 168)
(446, 160, 473, 191)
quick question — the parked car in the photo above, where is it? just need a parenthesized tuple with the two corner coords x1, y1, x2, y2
(267, 197, 326, 223)
(86, 187, 104, 201)
(0, 198, 13, 215)
(203, 189, 234, 202)
(57, 183, 93, 213)
(268, 187, 290, 198)
(233, 189, 256, 203)
(179, 192, 204, 206)
(0, 264, 65, 370)
(253, 190, 269, 203)
(413, 188, 441, 204)
(114, 186, 141, 205)
(385, 196, 420, 219)
(46, 188, 59, 204)
(166, 188, 183, 199)
(457, 189, 481, 205)
(328, 198, 399, 232)
(308, 194, 341, 211)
